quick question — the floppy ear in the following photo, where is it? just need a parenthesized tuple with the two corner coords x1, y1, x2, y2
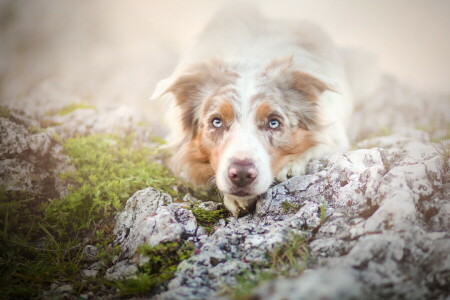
(289, 70, 330, 101)
(265, 56, 331, 101)
(264, 56, 331, 130)
(164, 60, 235, 133)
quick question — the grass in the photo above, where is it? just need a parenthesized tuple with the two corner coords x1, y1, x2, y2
(0, 133, 179, 299)
(113, 241, 194, 296)
(46, 103, 97, 116)
(320, 201, 327, 224)
(0, 106, 11, 118)
(0, 190, 86, 299)
(434, 141, 450, 174)
(229, 233, 309, 299)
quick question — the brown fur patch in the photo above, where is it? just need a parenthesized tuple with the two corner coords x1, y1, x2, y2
(263, 56, 330, 101)
(255, 101, 273, 122)
(218, 101, 234, 124)
(290, 71, 329, 101)
(165, 59, 238, 132)
(178, 110, 234, 185)
(271, 128, 315, 175)
(181, 133, 215, 185)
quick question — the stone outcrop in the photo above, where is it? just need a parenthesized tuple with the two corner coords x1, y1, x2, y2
(108, 134, 449, 299)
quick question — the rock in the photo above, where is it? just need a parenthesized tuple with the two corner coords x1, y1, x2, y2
(47, 106, 157, 145)
(0, 113, 70, 197)
(110, 137, 449, 299)
(2, 72, 449, 299)
(106, 188, 203, 279)
(83, 245, 98, 262)
(54, 284, 73, 294)
(197, 201, 222, 211)
(81, 269, 98, 278)
(251, 267, 364, 300)
(113, 188, 201, 258)
(0, 118, 29, 156)
(105, 260, 139, 280)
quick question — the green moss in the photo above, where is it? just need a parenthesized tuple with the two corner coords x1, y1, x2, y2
(229, 233, 309, 299)
(46, 103, 97, 116)
(0, 105, 11, 118)
(320, 201, 327, 224)
(113, 241, 194, 296)
(45, 134, 177, 236)
(191, 206, 229, 234)
(232, 269, 276, 299)
(281, 201, 303, 214)
(1, 133, 179, 298)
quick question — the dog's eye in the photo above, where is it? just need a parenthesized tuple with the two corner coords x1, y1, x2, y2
(212, 117, 223, 128)
(268, 119, 280, 129)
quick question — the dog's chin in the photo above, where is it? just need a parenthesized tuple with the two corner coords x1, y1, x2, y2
(229, 190, 253, 197)
(221, 190, 259, 217)
(222, 187, 261, 201)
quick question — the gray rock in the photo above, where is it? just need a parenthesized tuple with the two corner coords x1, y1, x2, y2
(197, 201, 222, 211)
(110, 137, 449, 299)
(0, 118, 29, 156)
(54, 284, 73, 294)
(0, 114, 70, 197)
(105, 260, 139, 280)
(113, 188, 201, 259)
(251, 267, 365, 300)
(83, 245, 99, 262)
(107, 188, 203, 279)
(81, 269, 98, 278)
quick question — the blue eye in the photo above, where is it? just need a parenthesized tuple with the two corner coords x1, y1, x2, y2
(268, 119, 280, 129)
(212, 117, 223, 128)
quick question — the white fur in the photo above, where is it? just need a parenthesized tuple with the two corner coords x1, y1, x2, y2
(151, 6, 379, 216)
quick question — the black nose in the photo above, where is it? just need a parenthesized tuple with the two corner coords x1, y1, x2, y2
(228, 159, 257, 187)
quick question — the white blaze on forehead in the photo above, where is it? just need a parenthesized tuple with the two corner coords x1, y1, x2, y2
(214, 72, 274, 197)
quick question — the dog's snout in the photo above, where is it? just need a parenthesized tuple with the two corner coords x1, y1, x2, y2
(228, 159, 257, 187)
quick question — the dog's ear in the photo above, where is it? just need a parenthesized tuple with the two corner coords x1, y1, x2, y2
(264, 56, 331, 101)
(288, 70, 330, 101)
(165, 60, 235, 133)
(264, 57, 331, 130)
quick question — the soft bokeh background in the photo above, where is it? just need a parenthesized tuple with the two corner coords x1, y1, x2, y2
(0, 0, 449, 119)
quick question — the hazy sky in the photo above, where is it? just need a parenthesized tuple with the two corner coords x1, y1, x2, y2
(1, 0, 449, 108)
(137, 0, 450, 94)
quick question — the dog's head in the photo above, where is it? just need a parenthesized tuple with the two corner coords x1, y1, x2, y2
(163, 57, 329, 201)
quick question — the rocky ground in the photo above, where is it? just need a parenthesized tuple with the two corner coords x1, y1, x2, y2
(1, 2, 449, 298)
(109, 132, 449, 299)
(1, 73, 449, 299)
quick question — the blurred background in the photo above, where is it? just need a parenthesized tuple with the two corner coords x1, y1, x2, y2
(0, 0, 449, 116)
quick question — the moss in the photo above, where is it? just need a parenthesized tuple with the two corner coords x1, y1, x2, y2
(0, 105, 11, 118)
(229, 232, 309, 299)
(319, 201, 327, 224)
(190, 206, 229, 234)
(281, 201, 303, 214)
(113, 241, 194, 296)
(46, 103, 97, 116)
(1, 133, 179, 298)
(45, 134, 177, 236)
(231, 269, 276, 299)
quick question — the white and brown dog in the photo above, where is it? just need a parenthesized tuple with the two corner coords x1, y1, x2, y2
(151, 7, 378, 217)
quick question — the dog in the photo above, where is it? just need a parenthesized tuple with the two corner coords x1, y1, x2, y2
(151, 6, 378, 217)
